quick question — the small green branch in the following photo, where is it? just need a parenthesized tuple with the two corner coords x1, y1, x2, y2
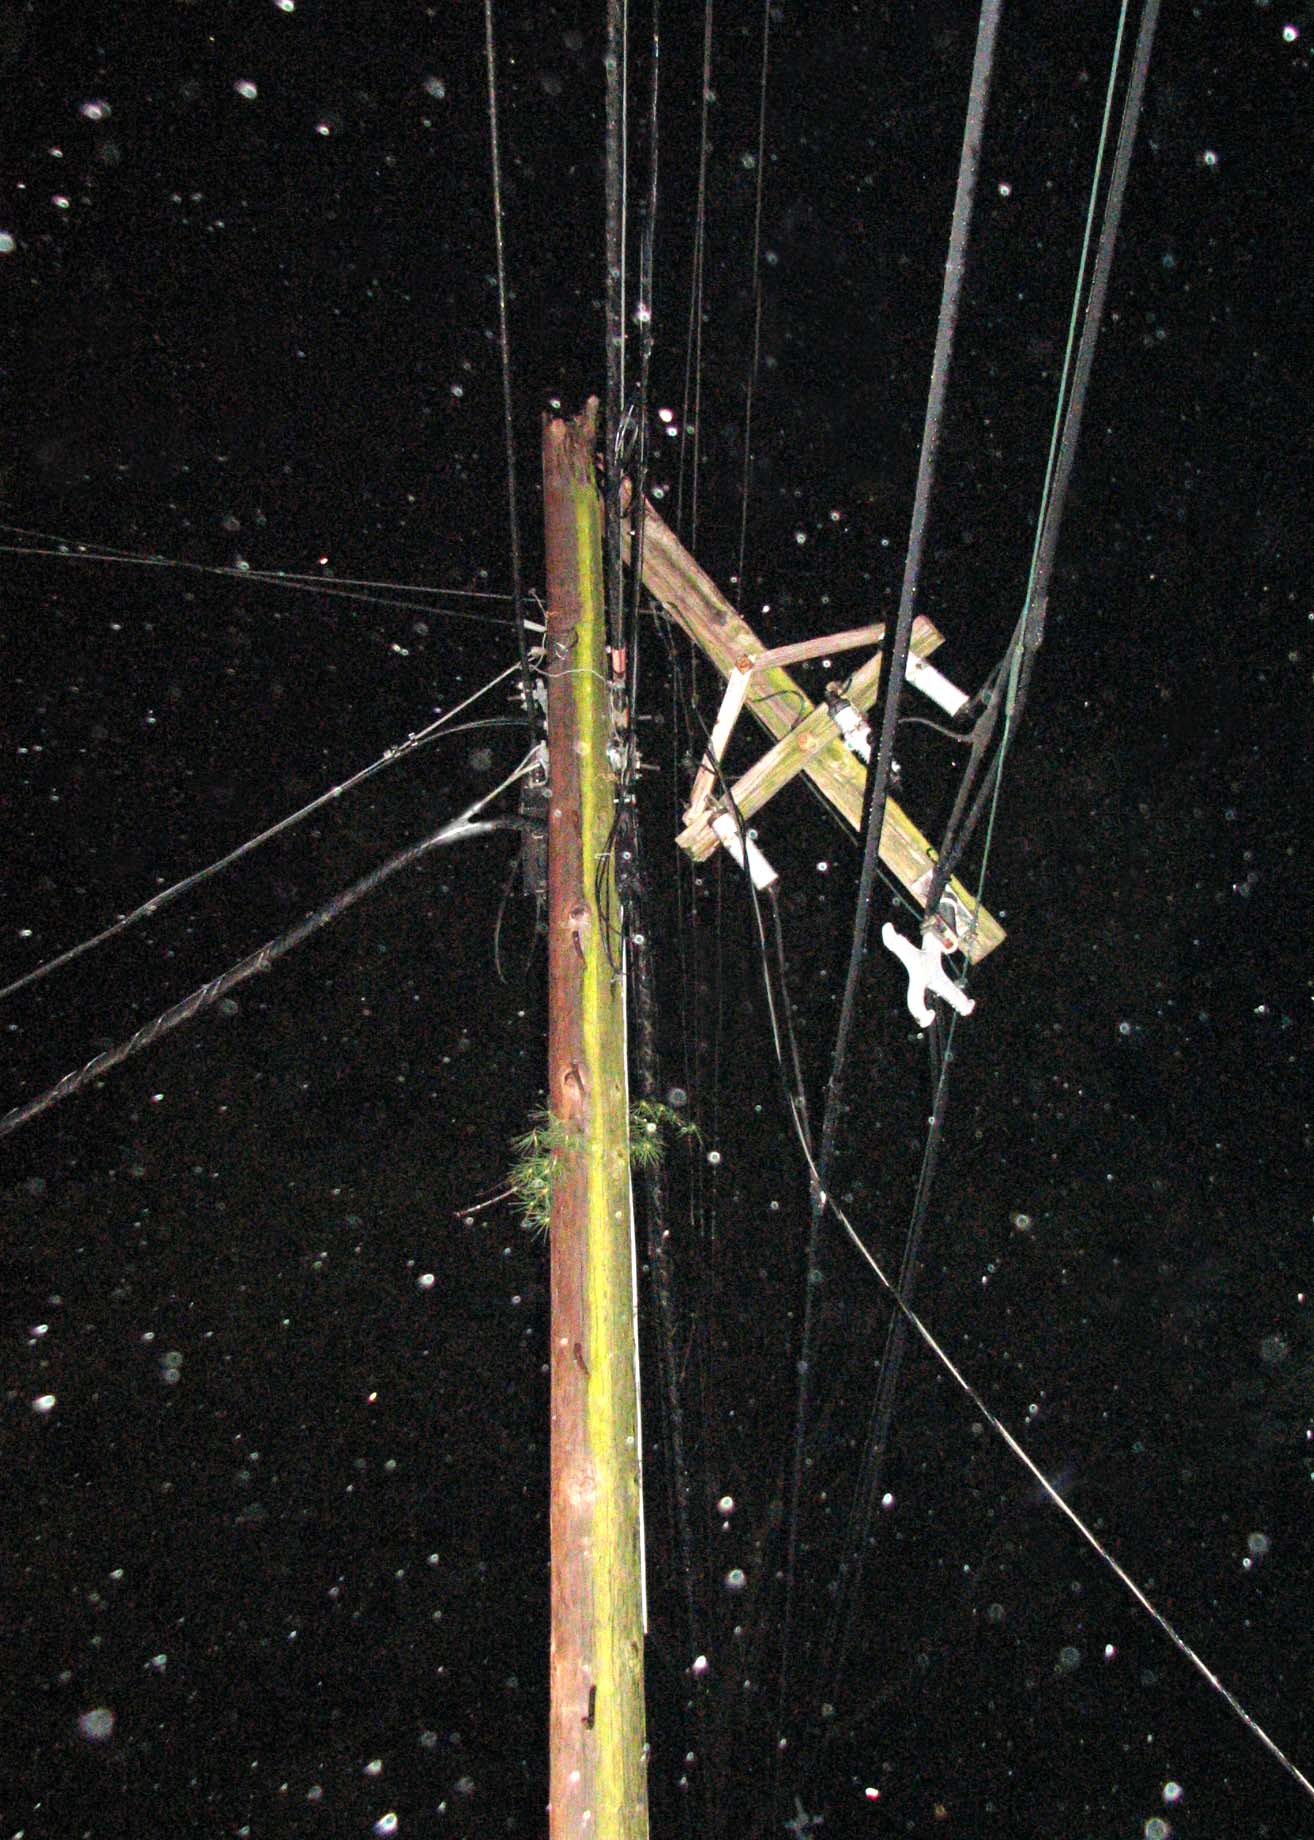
(505, 1100, 700, 1239)
(627, 1099, 701, 1169)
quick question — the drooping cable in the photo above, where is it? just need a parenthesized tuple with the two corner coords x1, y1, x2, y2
(652, 614, 721, 1832)
(733, 0, 773, 603)
(805, 1019, 955, 1781)
(827, 0, 1001, 1088)
(665, 699, 818, 1835)
(483, 0, 538, 744)
(680, 696, 813, 1144)
(0, 666, 524, 1004)
(795, 1129, 1314, 1811)
(771, 3, 1003, 1817)
(784, 1, 1164, 1802)
(0, 750, 544, 1142)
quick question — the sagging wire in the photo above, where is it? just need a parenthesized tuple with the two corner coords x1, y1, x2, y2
(650, 613, 718, 1815)
(620, 477, 723, 1836)
(772, 7, 1004, 1820)
(678, 673, 819, 1186)
(492, 827, 545, 985)
(645, 0, 1162, 1815)
(483, 0, 539, 747)
(803, 1015, 957, 1788)
(623, 0, 660, 742)
(692, 784, 815, 1823)
(708, 770, 1314, 1821)
(678, 679, 811, 1131)
(705, 675, 1308, 1812)
(0, 665, 526, 1005)
(663, 19, 717, 1590)
(657, 668, 819, 1827)
(0, 748, 544, 1144)
(793, 1122, 1314, 1811)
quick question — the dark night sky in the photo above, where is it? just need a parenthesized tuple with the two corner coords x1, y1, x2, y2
(2, 3, 1312, 1838)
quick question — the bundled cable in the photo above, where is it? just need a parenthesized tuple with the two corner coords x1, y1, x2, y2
(0, 751, 541, 1142)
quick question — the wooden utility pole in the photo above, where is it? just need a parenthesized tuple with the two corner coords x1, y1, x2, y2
(541, 400, 650, 1840)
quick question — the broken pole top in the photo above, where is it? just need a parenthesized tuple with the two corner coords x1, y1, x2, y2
(626, 496, 1004, 963)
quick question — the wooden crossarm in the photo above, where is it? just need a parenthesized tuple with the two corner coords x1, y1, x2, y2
(675, 614, 939, 849)
(626, 498, 1005, 963)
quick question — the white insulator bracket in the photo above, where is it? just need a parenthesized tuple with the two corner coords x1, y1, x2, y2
(709, 811, 779, 892)
(882, 921, 976, 1029)
(906, 652, 969, 718)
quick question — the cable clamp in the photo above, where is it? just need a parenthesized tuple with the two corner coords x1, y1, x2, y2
(825, 688, 902, 783)
(882, 922, 975, 1029)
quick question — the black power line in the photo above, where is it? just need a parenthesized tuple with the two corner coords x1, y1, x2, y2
(771, 7, 1005, 1818)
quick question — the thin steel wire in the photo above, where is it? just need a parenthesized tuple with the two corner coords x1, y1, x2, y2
(483, 0, 538, 743)
(675, 0, 714, 554)
(732, 0, 773, 604)
(603, 0, 630, 652)
(800, 1129, 1314, 1810)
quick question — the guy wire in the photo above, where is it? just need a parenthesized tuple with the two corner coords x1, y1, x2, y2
(676, 3, 713, 556)
(733, 0, 773, 605)
(482, 0, 537, 746)
(603, 0, 630, 654)
(624, 0, 661, 735)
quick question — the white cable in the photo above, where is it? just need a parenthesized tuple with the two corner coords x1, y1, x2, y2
(792, 1122, 1314, 1806)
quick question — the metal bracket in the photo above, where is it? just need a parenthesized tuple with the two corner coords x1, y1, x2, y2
(517, 763, 550, 901)
(910, 868, 978, 955)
